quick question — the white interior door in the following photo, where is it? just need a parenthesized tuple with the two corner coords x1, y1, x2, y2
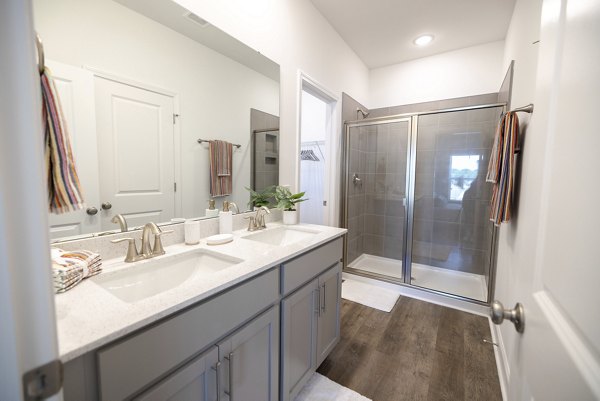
(299, 77, 337, 226)
(47, 60, 100, 239)
(95, 77, 175, 230)
(514, 0, 600, 399)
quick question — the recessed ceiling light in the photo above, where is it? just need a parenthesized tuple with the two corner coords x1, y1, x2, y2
(414, 34, 434, 46)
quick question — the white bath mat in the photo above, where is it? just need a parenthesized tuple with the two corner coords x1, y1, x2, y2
(341, 279, 401, 312)
(294, 373, 372, 401)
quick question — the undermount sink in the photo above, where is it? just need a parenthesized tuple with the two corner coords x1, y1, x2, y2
(93, 249, 244, 303)
(241, 226, 320, 246)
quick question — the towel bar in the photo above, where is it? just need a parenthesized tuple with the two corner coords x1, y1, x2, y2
(197, 139, 241, 148)
(36, 32, 44, 74)
(509, 103, 534, 114)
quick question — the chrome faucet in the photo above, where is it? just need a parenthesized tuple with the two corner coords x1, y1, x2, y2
(229, 202, 240, 214)
(244, 207, 270, 232)
(141, 222, 161, 256)
(255, 206, 270, 229)
(111, 214, 128, 232)
(111, 222, 173, 263)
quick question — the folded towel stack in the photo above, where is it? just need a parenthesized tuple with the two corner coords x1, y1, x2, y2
(51, 249, 102, 293)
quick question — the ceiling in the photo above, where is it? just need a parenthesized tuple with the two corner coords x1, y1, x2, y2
(310, 0, 516, 69)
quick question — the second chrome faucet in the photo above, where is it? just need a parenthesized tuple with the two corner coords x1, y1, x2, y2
(245, 206, 271, 231)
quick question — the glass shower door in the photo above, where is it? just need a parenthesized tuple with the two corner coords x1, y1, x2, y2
(345, 119, 410, 280)
(409, 106, 503, 301)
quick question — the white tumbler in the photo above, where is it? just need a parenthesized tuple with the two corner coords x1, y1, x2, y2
(184, 219, 200, 245)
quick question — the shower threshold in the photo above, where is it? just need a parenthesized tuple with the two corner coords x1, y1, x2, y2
(348, 253, 487, 302)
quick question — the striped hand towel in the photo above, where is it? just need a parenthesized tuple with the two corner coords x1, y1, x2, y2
(51, 249, 102, 293)
(486, 111, 519, 225)
(209, 140, 233, 197)
(41, 67, 85, 214)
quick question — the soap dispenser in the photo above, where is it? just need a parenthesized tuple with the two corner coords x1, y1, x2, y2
(205, 199, 219, 218)
(219, 201, 233, 234)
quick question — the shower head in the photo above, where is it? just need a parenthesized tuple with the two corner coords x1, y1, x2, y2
(357, 108, 370, 119)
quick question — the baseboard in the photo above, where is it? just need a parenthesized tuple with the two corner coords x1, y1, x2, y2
(489, 319, 509, 401)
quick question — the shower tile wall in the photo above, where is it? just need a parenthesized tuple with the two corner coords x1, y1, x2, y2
(347, 122, 409, 265)
(413, 107, 503, 276)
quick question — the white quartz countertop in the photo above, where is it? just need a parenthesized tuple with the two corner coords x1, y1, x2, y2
(55, 223, 346, 362)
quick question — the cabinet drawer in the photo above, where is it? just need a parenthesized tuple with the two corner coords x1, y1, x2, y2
(281, 237, 342, 296)
(97, 268, 279, 401)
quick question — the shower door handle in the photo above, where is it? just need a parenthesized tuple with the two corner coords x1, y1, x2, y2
(352, 173, 362, 185)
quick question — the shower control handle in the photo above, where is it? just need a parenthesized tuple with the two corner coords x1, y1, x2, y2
(490, 300, 525, 333)
(352, 173, 362, 186)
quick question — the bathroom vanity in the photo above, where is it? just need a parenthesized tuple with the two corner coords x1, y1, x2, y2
(55, 223, 345, 401)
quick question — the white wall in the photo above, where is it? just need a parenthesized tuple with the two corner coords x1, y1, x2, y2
(173, 0, 371, 224)
(493, 0, 543, 398)
(369, 40, 505, 108)
(34, 0, 279, 219)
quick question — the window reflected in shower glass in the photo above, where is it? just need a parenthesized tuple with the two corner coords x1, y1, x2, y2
(449, 154, 481, 201)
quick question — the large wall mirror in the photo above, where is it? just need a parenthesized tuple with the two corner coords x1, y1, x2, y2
(34, 0, 280, 241)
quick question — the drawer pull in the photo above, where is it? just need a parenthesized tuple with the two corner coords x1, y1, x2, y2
(315, 288, 321, 316)
(224, 352, 234, 400)
(212, 361, 221, 401)
(321, 284, 326, 314)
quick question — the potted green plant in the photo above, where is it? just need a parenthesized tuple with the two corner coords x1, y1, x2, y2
(274, 186, 308, 224)
(246, 185, 275, 209)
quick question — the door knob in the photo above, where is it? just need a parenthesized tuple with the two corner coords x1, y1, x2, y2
(101, 202, 112, 210)
(490, 300, 525, 333)
(86, 207, 98, 215)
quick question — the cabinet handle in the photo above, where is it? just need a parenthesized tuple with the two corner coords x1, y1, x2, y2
(212, 361, 221, 401)
(321, 283, 326, 314)
(224, 352, 234, 400)
(315, 288, 321, 316)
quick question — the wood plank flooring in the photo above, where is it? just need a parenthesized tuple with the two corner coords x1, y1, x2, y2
(317, 297, 502, 401)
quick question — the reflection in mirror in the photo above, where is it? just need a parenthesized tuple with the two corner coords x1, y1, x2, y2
(250, 109, 280, 196)
(34, 0, 280, 242)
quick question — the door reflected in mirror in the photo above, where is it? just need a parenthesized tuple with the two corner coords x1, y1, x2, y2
(34, 0, 280, 242)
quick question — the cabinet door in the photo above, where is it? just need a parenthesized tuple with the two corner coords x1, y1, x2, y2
(135, 347, 218, 401)
(218, 306, 279, 401)
(316, 263, 342, 366)
(281, 279, 318, 401)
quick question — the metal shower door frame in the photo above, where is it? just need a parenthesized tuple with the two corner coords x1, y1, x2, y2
(341, 117, 414, 285)
(341, 102, 507, 306)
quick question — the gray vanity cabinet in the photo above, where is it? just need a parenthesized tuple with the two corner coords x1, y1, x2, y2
(60, 235, 345, 401)
(281, 278, 319, 401)
(315, 263, 342, 366)
(217, 306, 279, 401)
(280, 237, 343, 401)
(134, 347, 219, 401)
(280, 263, 342, 401)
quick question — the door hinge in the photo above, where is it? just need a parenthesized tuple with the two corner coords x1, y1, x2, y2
(22, 359, 63, 401)
(174, 182, 177, 192)
(173, 113, 179, 124)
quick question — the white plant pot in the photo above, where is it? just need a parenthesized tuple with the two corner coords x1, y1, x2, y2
(283, 210, 298, 225)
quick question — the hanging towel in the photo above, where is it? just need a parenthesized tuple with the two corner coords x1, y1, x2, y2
(41, 68, 85, 213)
(51, 248, 102, 293)
(209, 140, 233, 197)
(486, 111, 519, 225)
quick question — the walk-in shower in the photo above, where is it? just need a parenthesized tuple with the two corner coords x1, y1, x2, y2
(342, 104, 504, 303)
